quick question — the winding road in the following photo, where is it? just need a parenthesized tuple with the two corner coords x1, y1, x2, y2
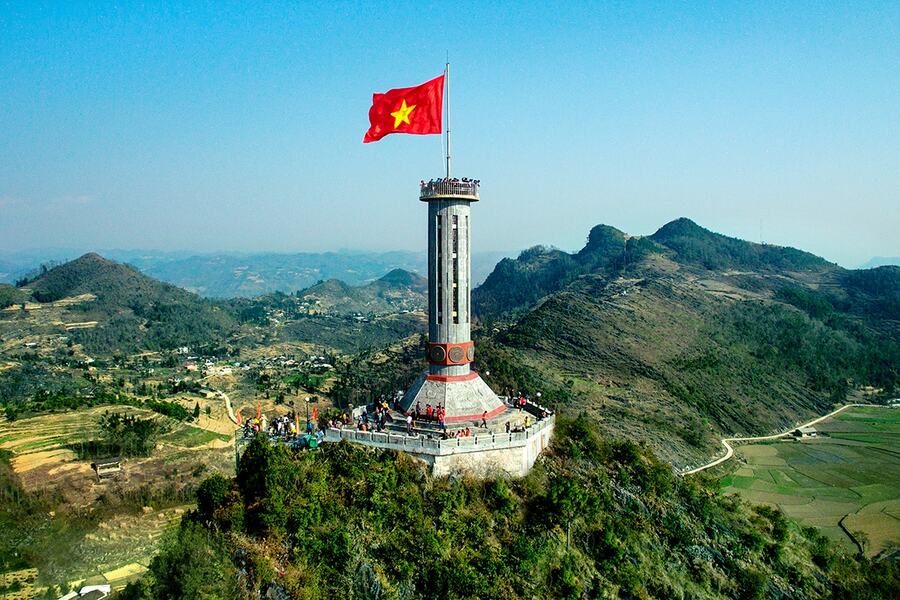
(681, 403, 877, 476)
(219, 391, 237, 424)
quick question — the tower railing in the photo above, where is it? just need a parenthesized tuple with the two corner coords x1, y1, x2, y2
(419, 178, 480, 200)
(323, 413, 555, 455)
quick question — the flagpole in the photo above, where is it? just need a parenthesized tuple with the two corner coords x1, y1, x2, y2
(445, 61, 451, 179)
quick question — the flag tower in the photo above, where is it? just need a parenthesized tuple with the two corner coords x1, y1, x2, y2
(399, 63, 506, 423)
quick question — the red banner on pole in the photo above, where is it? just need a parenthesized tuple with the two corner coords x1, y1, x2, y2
(363, 74, 444, 143)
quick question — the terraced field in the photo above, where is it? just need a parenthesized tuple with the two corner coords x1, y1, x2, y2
(720, 406, 900, 557)
(0, 405, 236, 593)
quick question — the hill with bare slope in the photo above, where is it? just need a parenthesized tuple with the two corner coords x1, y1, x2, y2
(473, 219, 899, 468)
(9, 253, 237, 353)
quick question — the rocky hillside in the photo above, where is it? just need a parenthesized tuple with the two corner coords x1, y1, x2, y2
(473, 219, 899, 467)
(296, 268, 427, 315)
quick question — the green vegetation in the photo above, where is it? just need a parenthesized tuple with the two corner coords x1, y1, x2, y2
(474, 245, 580, 318)
(278, 313, 423, 354)
(648, 217, 832, 272)
(4, 384, 197, 423)
(0, 283, 26, 308)
(0, 447, 194, 588)
(295, 268, 426, 316)
(2, 221, 898, 596)
(720, 407, 900, 557)
(474, 225, 665, 320)
(118, 521, 243, 599)
(161, 427, 232, 448)
(119, 417, 897, 599)
(19, 252, 238, 353)
(329, 337, 425, 408)
(472, 218, 899, 466)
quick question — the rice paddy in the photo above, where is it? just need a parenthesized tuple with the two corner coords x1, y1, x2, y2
(720, 406, 900, 557)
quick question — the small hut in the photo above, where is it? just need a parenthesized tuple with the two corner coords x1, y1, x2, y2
(90, 457, 122, 480)
(792, 426, 817, 439)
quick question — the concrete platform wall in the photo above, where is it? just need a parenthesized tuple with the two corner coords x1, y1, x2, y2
(324, 414, 555, 478)
(427, 421, 554, 478)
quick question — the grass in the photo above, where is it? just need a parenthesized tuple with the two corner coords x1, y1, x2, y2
(720, 406, 900, 557)
(160, 426, 232, 448)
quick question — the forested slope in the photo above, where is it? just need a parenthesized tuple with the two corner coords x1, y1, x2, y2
(119, 418, 898, 599)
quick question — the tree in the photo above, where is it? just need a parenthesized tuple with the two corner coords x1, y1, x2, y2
(97, 412, 164, 457)
(120, 521, 241, 599)
(193, 402, 201, 420)
(548, 474, 591, 549)
(205, 405, 211, 420)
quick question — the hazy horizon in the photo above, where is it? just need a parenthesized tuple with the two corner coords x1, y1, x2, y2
(2, 3, 898, 268)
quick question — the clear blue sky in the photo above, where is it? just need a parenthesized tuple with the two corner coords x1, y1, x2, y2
(1, 1, 898, 267)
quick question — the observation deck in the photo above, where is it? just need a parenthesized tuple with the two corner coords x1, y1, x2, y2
(419, 177, 480, 201)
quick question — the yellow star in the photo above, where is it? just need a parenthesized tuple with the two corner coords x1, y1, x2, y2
(390, 99, 416, 128)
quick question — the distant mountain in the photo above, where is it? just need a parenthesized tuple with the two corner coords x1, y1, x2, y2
(128, 251, 426, 298)
(13, 253, 237, 353)
(297, 268, 427, 315)
(860, 256, 900, 269)
(473, 218, 899, 467)
(474, 224, 668, 317)
(0, 249, 510, 297)
(648, 217, 834, 271)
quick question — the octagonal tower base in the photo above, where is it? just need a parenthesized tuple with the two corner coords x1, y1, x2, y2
(402, 372, 506, 424)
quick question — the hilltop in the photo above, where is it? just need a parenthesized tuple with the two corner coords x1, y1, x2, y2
(473, 218, 899, 467)
(296, 268, 427, 315)
(8, 253, 237, 354)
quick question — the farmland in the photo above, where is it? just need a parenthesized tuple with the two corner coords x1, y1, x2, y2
(719, 406, 900, 557)
(0, 401, 236, 595)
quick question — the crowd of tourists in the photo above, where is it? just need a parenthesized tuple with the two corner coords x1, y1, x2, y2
(352, 398, 393, 432)
(419, 177, 481, 193)
(241, 412, 322, 442)
(324, 389, 551, 441)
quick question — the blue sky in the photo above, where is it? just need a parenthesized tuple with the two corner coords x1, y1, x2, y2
(1, 1, 898, 267)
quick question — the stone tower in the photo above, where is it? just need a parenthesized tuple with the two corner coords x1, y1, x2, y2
(402, 178, 506, 423)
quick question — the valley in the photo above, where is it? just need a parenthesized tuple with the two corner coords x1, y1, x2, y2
(719, 405, 900, 558)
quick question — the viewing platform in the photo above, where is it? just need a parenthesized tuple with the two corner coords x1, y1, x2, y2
(419, 177, 480, 201)
(325, 398, 555, 477)
(233, 400, 555, 478)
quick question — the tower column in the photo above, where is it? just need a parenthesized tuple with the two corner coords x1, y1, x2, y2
(428, 200, 471, 377)
(403, 178, 505, 422)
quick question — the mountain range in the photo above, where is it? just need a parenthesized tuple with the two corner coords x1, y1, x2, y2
(8, 252, 238, 354)
(294, 268, 427, 315)
(3, 219, 897, 468)
(0, 249, 509, 298)
(3, 218, 899, 598)
(860, 256, 900, 269)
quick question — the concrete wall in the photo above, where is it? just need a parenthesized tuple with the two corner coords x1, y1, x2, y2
(324, 414, 555, 478)
(429, 421, 554, 478)
(427, 199, 471, 377)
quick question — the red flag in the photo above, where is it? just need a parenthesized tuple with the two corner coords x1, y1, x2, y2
(236, 410, 242, 426)
(312, 406, 318, 421)
(363, 74, 444, 143)
(256, 400, 261, 420)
